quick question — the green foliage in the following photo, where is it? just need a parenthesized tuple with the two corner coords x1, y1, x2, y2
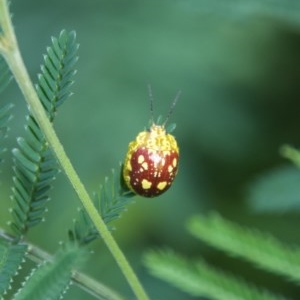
(10, 30, 79, 237)
(13, 244, 86, 300)
(0, 239, 27, 295)
(0, 55, 12, 94)
(144, 249, 288, 300)
(0, 21, 134, 298)
(247, 165, 300, 212)
(0, 56, 13, 162)
(2, 1, 300, 299)
(0, 102, 13, 162)
(36, 30, 78, 121)
(70, 167, 135, 245)
(1, 21, 139, 299)
(187, 213, 300, 283)
(144, 213, 300, 299)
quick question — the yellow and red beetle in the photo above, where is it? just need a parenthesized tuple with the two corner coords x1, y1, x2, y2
(123, 88, 180, 198)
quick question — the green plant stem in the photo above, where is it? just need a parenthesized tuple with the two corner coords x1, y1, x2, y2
(0, 1, 149, 299)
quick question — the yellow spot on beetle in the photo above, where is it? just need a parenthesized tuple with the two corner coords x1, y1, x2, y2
(138, 155, 145, 164)
(172, 158, 177, 168)
(141, 179, 152, 189)
(157, 181, 167, 190)
(142, 162, 148, 170)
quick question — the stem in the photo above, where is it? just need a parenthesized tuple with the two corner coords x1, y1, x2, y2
(0, 1, 149, 299)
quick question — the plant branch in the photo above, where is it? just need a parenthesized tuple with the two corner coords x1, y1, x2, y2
(0, 230, 124, 300)
(0, 1, 149, 299)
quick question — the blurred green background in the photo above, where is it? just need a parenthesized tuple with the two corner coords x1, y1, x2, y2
(2, 0, 300, 299)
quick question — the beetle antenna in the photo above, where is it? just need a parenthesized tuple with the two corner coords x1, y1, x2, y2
(163, 90, 181, 126)
(147, 83, 155, 124)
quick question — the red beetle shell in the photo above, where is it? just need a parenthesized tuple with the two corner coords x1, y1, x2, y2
(123, 124, 179, 198)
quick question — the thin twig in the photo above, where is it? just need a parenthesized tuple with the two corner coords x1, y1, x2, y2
(0, 230, 125, 300)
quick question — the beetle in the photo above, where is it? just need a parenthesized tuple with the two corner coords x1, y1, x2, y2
(123, 87, 180, 197)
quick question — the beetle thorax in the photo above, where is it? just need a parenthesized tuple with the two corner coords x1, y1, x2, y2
(135, 124, 178, 152)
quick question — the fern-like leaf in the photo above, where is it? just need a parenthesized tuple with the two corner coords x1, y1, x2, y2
(12, 244, 86, 300)
(0, 238, 27, 295)
(0, 55, 12, 94)
(144, 249, 290, 300)
(0, 102, 13, 162)
(36, 30, 78, 120)
(10, 30, 78, 237)
(187, 213, 300, 283)
(70, 166, 135, 245)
